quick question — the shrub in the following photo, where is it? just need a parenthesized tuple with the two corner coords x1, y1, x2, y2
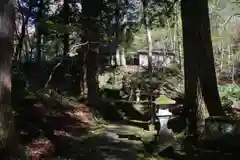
(218, 84, 240, 104)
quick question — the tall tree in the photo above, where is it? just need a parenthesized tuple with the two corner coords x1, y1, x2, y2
(0, 0, 17, 157)
(36, 0, 43, 63)
(115, 0, 121, 66)
(142, 0, 153, 73)
(15, 0, 33, 60)
(82, 0, 103, 106)
(181, 0, 225, 137)
(115, 0, 127, 66)
(181, 0, 199, 135)
(197, 0, 225, 116)
(63, 0, 70, 56)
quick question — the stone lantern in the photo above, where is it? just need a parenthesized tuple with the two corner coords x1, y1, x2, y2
(154, 95, 176, 134)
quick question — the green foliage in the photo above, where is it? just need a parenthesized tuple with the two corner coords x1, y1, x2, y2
(128, 65, 183, 98)
(218, 84, 240, 104)
(44, 21, 79, 34)
(146, 0, 178, 29)
(99, 68, 129, 89)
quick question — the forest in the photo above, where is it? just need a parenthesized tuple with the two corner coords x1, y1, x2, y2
(0, 0, 240, 159)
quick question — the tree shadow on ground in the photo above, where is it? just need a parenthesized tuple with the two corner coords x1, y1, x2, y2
(13, 96, 143, 159)
(51, 133, 139, 159)
(12, 96, 240, 159)
(13, 96, 92, 158)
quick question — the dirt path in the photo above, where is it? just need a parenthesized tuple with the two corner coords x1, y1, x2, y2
(17, 97, 165, 159)
(52, 123, 148, 159)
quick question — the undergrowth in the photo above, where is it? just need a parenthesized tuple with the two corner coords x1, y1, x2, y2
(218, 84, 240, 104)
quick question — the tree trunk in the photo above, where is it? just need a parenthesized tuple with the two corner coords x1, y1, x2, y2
(143, 0, 153, 72)
(15, 16, 26, 60)
(181, 0, 225, 137)
(24, 39, 30, 61)
(227, 45, 231, 74)
(143, 0, 155, 129)
(197, 0, 225, 116)
(86, 47, 100, 106)
(115, 48, 121, 66)
(0, 0, 17, 157)
(120, 48, 126, 66)
(111, 55, 115, 66)
(82, 0, 102, 106)
(76, 48, 86, 98)
(115, 0, 121, 66)
(36, 0, 43, 63)
(220, 40, 224, 72)
(35, 0, 44, 88)
(174, 3, 181, 68)
(63, 0, 70, 56)
(181, 0, 199, 135)
(196, 82, 209, 137)
(15, 0, 33, 60)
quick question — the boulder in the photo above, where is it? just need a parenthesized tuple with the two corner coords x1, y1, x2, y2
(203, 116, 240, 149)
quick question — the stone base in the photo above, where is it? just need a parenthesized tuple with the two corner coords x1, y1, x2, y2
(203, 116, 240, 149)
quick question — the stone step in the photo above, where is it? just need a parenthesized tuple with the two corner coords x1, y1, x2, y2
(117, 133, 142, 141)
